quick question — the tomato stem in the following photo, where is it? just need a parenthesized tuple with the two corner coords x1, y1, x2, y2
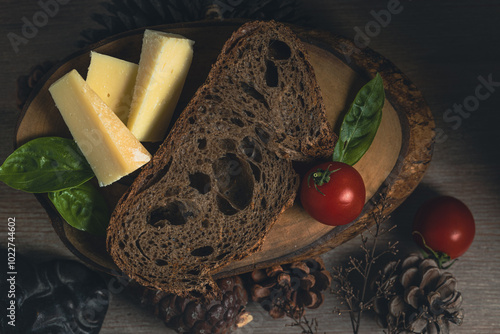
(307, 164, 340, 196)
(412, 231, 456, 269)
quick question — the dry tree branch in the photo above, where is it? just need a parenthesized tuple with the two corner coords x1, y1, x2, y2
(287, 312, 319, 334)
(331, 189, 399, 334)
(282, 302, 319, 334)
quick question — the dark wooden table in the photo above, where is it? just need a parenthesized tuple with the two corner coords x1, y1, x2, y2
(1, 1, 499, 333)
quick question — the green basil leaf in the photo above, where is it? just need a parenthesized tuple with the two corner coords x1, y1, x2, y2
(0, 137, 94, 193)
(48, 181, 110, 235)
(333, 73, 385, 166)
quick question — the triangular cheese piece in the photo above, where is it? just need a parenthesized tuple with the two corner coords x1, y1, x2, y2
(49, 69, 151, 186)
(86, 52, 139, 124)
(127, 30, 194, 142)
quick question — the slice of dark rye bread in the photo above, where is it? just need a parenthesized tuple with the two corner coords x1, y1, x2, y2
(106, 20, 337, 300)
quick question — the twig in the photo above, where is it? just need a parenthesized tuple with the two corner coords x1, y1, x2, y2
(287, 311, 319, 334)
(331, 189, 398, 334)
(279, 298, 319, 334)
(267, 279, 320, 334)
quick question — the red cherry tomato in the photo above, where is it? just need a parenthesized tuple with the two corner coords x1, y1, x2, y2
(299, 162, 365, 226)
(412, 196, 475, 260)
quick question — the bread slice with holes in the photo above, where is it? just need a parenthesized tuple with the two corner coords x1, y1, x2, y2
(106, 20, 336, 300)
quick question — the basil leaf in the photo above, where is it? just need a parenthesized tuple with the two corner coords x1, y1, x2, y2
(333, 73, 385, 166)
(0, 137, 94, 193)
(48, 181, 110, 235)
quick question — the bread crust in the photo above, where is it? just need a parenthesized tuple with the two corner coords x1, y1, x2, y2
(107, 20, 336, 300)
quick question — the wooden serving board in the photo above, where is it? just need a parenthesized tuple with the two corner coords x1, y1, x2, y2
(15, 20, 434, 278)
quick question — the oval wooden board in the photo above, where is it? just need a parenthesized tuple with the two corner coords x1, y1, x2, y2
(15, 20, 434, 278)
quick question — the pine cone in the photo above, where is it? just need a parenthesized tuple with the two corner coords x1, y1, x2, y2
(128, 276, 249, 334)
(248, 258, 332, 319)
(372, 254, 464, 334)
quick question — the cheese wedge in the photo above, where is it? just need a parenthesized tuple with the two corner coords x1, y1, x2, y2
(86, 52, 138, 124)
(49, 69, 151, 187)
(127, 30, 194, 142)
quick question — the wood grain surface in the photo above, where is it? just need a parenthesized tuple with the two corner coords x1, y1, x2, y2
(1, 1, 499, 333)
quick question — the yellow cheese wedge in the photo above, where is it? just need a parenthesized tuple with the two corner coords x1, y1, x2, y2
(127, 30, 194, 142)
(49, 69, 151, 187)
(86, 52, 138, 124)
